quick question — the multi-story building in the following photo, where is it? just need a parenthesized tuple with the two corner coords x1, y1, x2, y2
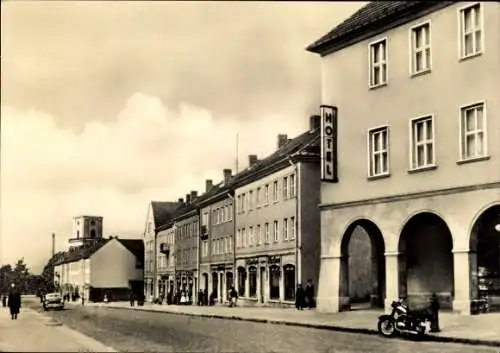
(156, 218, 177, 299)
(197, 169, 235, 303)
(173, 191, 200, 302)
(232, 116, 322, 306)
(143, 201, 183, 301)
(307, 1, 500, 315)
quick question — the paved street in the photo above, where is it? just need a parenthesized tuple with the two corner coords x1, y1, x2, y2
(25, 300, 498, 353)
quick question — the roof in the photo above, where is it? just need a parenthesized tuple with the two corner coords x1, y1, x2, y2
(307, 1, 456, 55)
(53, 238, 109, 265)
(229, 128, 320, 188)
(195, 180, 229, 208)
(116, 239, 144, 261)
(151, 201, 182, 229)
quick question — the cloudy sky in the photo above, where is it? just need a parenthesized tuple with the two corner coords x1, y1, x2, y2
(1, 1, 364, 272)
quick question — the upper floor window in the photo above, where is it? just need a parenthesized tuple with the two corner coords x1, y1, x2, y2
(256, 224, 261, 245)
(290, 217, 296, 239)
(410, 115, 435, 170)
(264, 223, 270, 243)
(249, 190, 254, 210)
(459, 3, 483, 59)
(256, 187, 261, 207)
(237, 195, 241, 213)
(289, 174, 296, 197)
(264, 184, 269, 205)
(410, 22, 431, 75)
(283, 218, 288, 240)
(369, 38, 387, 88)
(241, 193, 246, 212)
(242, 227, 246, 248)
(460, 102, 487, 160)
(273, 220, 279, 242)
(273, 181, 279, 202)
(249, 227, 254, 246)
(283, 177, 288, 199)
(368, 126, 389, 177)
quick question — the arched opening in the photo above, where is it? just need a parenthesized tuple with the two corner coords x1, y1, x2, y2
(284, 264, 296, 301)
(269, 265, 280, 300)
(339, 219, 385, 311)
(211, 272, 218, 298)
(90, 229, 96, 239)
(398, 212, 454, 310)
(237, 267, 246, 297)
(469, 204, 500, 313)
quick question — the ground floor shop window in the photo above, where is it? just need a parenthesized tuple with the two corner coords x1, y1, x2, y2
(269, 265, 280, 300)
(284, 264, 295, 301)
(237, 267, 246, 296)
(249, 267, 257, 298)
(212, 272, 218, 297)
(226, 272, 234, 292)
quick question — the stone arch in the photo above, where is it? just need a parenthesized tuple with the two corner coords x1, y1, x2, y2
(338, 218, 386, 311)
(398, 211, 454, 310)
(468, 203, 500, 312)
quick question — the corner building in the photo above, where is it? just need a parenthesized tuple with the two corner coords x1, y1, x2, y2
(307, 1, 500, 315)
(233, 116, 322, 306)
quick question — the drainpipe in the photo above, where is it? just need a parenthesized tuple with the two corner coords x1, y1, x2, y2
(288, 156, 301, 288)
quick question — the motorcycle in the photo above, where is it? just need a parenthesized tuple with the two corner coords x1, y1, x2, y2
(377, 299, 430, 338)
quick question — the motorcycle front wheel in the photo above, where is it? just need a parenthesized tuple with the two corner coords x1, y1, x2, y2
(378, 318, 396, 337)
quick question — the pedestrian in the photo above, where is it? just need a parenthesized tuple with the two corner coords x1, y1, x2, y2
(8, 283, 21, 320)
(305, 279, 315, 309)
(129, 291, 135, 307)
(2, 295, 7, 307)
(295, 284, 305, 310)
(229, 286, 238, 308)
(429, 292, 441, 333)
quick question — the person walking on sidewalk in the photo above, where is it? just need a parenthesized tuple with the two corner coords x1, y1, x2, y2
(228, 286, 238, 308)
(295, 284, 305, 310)
(305, 279, 315, 309)
(429, 292, 441, 333)
(8, 283, 21, 320)
(2, 294, 7, 307)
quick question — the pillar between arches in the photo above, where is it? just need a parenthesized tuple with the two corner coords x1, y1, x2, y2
(384, 251, 400, 313)
(452, 248, 473, 315)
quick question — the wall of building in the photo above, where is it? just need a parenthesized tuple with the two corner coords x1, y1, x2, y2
(90, 239, 143, 288)
(157, 227, 175, 275)
(144, 203, 156, 298)
(175, 214, 199, 272)
(208, 197, 234, 265)
(320, 2, 500, 206)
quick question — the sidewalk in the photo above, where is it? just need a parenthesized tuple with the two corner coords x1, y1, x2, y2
(0, 307, 116, 352)
(74, 300, 500, 347)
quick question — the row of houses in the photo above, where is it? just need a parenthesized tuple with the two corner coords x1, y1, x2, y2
(144, 116, 323, 306)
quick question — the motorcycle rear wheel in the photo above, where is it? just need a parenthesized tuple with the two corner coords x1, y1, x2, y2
(378, 318, 396, 337)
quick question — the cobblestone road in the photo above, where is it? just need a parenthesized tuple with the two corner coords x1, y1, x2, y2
(30, 301, 499, 353)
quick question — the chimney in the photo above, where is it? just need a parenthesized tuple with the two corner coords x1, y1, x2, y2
(178, 198, 184, 204)
(223, 169, 232, 185)
(205, 179, 213, 192)
(190, 190, 198, 202)
(248, 154, 258, 167)
(310, 115, 321, 131)
(186, 193, 191, 205)
(277, 134, 288, 149)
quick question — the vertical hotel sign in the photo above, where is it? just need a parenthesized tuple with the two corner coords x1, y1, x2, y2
(320, 105, 338, 182)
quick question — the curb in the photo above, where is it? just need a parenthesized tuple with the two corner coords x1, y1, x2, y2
(98, 305, 500, 348)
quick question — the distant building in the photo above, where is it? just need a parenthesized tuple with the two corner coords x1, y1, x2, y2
(231, 116, 321, 306)
(197, 170, 235, 304)
(143, 201, 184, 301)
(53, 237, 144, 302)
(307, 1, 500, 314)
(69, 216, 103, 246)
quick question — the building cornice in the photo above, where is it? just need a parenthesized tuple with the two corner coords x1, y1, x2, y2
(319, 181, 500, 210)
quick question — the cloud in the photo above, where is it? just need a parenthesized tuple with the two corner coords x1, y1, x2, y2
(0, 93, 307, 271)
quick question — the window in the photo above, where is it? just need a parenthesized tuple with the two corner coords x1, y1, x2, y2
(242, 193, 246, 212)
(236, 229, 241, 248)
(264, 184, 269, 205)
(269, 265, 280, 300)
(264, 223, 270, 243)
(460, 103, 486, 160)
(249, 190, 253, 210)
(283, 177, 288, 199)
(212, 241, 216, 255)
(249, 226, 254, 246)
(459, 3, 483, 58)
(273, 220, 279, 242)
(242, 227, 246, 248)
(369, 38, 387, 87)
(237, 267, 246, 297)
(283, 218, 288, 240)
(221, 207, 225, 223)
(284, 265, 296, 301)
(202, 241, 208, 257)
(256, 224, 261, 245)
(368, 126, 389, 177)
(228, 204, 233, 220)
(237, 195, 241, 213)
(410, 116, 435, 170)
(290, 217, 296, 239)
(273, 181, 279, 202)
(289, 174, 296, 197)
(228, 237, 232, 253)
(248, 267, 257, 298)
(410, 22, 431, 75)
(256, 187, 261, 207)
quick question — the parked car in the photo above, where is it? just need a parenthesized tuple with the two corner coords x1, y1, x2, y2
(43, 292, 64, 311)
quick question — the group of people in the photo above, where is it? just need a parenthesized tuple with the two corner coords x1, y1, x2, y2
(295, 280, 316, 310)
(2, 283, 22, 320)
